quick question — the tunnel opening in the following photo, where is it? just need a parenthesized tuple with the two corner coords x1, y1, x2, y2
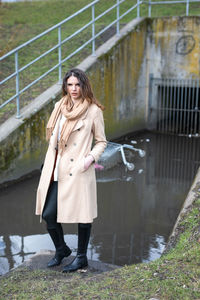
(149, 77, 200, 135)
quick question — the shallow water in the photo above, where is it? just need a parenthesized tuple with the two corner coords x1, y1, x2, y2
(0, 131, 199, 275)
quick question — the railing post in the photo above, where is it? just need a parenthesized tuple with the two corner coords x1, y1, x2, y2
(148, 0, 151, 17)
(116, 0, 120, 36)
(58, 26, 62, 84)
(137, 0, 140, 18)
(186, 0, 189, 16)
(15, 51, 21, 118)
(92, 4, 96, 56)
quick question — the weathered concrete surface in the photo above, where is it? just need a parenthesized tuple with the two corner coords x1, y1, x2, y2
(0, 84, 61, 144)
(147, 17, 200, 79)
(19, 250, 120, 275)
(87, 19, 148, 138)
(0, 16, 200, 184)
(0, 86, 61, 184)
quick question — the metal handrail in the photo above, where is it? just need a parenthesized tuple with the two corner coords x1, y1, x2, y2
(0, 0, 99, 60)
(0, 0, 198, 118)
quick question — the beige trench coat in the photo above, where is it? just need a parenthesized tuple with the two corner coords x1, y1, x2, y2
(35, 102, 107, 223)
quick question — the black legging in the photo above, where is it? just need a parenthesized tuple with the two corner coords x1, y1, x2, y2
(42, 181, 91, 253)
(42, 181, 58, 229)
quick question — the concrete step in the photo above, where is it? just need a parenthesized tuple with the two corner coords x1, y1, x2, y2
(20, 250, 120, 275)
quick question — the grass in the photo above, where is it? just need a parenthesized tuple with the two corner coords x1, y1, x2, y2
(0, 0, 200, 124)
(0, 190, 199, 299)
(0, 0, 137, 123)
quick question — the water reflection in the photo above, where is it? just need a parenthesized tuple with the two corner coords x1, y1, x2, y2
(0, 132, 199, 275)
(0, 234, 99, 275)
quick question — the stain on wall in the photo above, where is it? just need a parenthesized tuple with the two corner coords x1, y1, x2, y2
(147, 16, 200, 79)
(88, 21, 148, 138)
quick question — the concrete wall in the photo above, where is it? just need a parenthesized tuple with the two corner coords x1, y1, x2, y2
(0, 98, 57, 184)
(147, 16, 200, 79)
(0, 16, 199, 184)
(146, 17, 200, 127)
(87, 20, 148, 138)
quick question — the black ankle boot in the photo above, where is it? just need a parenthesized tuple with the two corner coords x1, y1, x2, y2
(48, 245, 72, 267)
(62, 254, 88, 272)
(47, 226, 71, 267)
(63, 223, 91, 273)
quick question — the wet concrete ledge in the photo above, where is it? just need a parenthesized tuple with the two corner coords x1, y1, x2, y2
(16, 250, 120, 275)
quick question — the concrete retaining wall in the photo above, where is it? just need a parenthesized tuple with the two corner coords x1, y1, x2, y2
(0, 16, 199, 184)
(87, 20, 148, 138)
(147, 16, 200, 79)
(146, 17, 200, 126)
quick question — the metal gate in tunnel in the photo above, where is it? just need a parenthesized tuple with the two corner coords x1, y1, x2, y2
(148, 74, 200, 135)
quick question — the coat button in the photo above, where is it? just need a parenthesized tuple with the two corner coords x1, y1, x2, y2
(69, 173, 72, 176)
(65, 144, 67, 147)
(73, 143, 76, 146)
(70, 158, 74, 162)
(77, 128, 80, 131)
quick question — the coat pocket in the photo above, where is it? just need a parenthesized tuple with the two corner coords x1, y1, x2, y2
(81, 156, 94, 173)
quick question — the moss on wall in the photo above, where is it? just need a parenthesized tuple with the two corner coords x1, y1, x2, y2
(0, 97, 58, 183)
(88, 20, 148, 140)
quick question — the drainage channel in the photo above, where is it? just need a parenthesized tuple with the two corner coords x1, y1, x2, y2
(0, 131, 199, 275)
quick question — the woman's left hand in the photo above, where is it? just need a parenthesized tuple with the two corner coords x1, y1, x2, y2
(84, 155, 94, 170)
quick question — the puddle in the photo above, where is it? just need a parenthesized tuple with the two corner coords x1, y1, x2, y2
(0, 131, 199, 275)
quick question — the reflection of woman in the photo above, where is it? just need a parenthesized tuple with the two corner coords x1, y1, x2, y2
(35, 68, 107, 272)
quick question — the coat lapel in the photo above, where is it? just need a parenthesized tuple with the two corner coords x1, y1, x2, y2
(72, 119, 84, 132)
(72, 108, 88, 132)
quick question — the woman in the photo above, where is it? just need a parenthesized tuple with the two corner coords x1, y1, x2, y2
(35, 68, 107, 272)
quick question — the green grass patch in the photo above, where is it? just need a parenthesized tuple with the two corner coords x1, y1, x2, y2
(0, 193, 199, 299)
(1, 0, 200, 124)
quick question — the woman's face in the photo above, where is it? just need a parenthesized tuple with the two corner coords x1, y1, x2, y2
(66, 76, 82, 101)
